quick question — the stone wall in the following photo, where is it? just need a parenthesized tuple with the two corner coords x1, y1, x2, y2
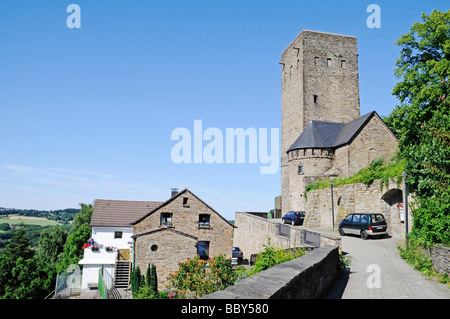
(202, 246, 340, 299)
(134, 190, 234, 259)
(233, 212, 340, 260)
(133, 228, 197, 290)
(304, 179, 413, 237)
(425, 245, 450, 276)
(344, 115, 398, 177)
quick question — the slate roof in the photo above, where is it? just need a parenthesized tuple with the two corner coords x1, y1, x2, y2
(287, 111, 377, 152)
(90, 199, 164, 227)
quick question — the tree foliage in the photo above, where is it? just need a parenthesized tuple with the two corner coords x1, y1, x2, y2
(0, 223, 54, 299)
(0, 202, 92, 298)
(167, 254, 236, 298)
(56, 203, 92, 274)
(386, 10, 450, 245)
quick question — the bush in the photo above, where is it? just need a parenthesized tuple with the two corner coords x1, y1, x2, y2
(305, 158, 406, 196)
(249, 242, 306, 276)
(167, 254, 236, 298)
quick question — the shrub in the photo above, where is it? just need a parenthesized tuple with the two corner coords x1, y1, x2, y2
(167, 254, 236, 298)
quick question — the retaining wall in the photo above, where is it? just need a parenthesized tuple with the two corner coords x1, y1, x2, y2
(202, 245, 340, 299)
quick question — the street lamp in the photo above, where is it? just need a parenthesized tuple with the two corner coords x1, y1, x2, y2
(402, 171, 409, 249)
(330, 179, 335, 231)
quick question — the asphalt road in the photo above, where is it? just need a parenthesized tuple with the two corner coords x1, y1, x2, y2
(325, 235, 450, 299)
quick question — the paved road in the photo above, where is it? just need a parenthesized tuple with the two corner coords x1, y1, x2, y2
(326, 235, 450, 299)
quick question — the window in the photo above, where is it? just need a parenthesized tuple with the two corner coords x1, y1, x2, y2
(199, 214, 211, 228)
(327, 58, 332, 67)
(114, 231, 122, 239)
(298, 165, 304, 174)
(182, 197, 189, 206)
(314, 57, 319, 65)
(197, 241, 210, 260)
(151, 244, 158, 252)
(341, 60, 346, 68)
(313, 95, 318, 103)
(160, 212, 173, 227)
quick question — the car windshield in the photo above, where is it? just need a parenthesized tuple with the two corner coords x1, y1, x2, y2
(371, 214, 385, 223)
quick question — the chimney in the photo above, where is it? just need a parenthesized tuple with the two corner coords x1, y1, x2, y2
(171, 188, 179, 197)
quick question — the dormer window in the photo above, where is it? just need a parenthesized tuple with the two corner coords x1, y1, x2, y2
(160, 212, 173, 227)
(199, 214, 211, 228)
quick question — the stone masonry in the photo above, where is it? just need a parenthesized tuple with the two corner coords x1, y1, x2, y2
(132, 189, 234, 289)
(281, 30, 399, 214)
(281, 30, 361, 215)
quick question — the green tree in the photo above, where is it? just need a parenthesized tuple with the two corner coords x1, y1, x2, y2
(3, 223, 34, 260)
(0, 224, 54, 298)
(150, 264, 158, 295)
(56, 203, 92, 274)
(387, 9, 450, 245)
(130, 266, 142, 297)
(37, 226, 67, 265)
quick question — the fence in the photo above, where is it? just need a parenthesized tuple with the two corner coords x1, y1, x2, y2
(55, 266, 82, 298)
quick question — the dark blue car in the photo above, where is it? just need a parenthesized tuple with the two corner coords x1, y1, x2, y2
(282, 211, 306, 226)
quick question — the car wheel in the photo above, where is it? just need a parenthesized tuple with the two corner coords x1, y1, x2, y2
(339, 228, 345, 236)
(361, 230, 368, 240)
(291, 220, 296, 226)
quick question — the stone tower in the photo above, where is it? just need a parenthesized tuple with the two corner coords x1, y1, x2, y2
(281, 30, 361, 214)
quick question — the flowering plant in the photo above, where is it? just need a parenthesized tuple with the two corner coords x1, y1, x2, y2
(91, 246, 99, 251)
(106, 246, 114, 252)
(82, 243, 90, 249)
(167, 254, 236, 298)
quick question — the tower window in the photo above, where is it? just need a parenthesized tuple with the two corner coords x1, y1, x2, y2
(341, 60, 346, 68)
(313, 95, 318, 103)
(298, 166, 304, 174)
(314, 57, 319, 65)
(327, 58, 332, 67)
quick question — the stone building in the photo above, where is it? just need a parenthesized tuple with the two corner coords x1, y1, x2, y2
(132, 188, 235, 289)
(280, 30, 399, 214)
(81, 188, 234, 291)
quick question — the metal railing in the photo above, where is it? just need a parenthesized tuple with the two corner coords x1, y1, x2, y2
(98, 266, 114, 299)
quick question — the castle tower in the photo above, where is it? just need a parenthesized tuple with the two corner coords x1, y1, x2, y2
(281, 30, 361, 214)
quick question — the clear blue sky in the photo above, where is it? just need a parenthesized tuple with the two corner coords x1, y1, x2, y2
(0, 1, 448, 220)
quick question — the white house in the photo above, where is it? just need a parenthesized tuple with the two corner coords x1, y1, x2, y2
(78, 199, 163, 290)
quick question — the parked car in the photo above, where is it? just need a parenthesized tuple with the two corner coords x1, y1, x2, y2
(282, 211, 306, 226)
(338, 213, 388, 240)
(232, 246, 243, 262)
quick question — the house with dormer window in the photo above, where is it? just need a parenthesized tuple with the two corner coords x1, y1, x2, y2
(78, 188, 234, 291)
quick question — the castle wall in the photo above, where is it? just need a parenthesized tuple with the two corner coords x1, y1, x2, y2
(345, 114, 398, 176)
(286, 148, 334, 212)
(303, 179, 413, 237)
